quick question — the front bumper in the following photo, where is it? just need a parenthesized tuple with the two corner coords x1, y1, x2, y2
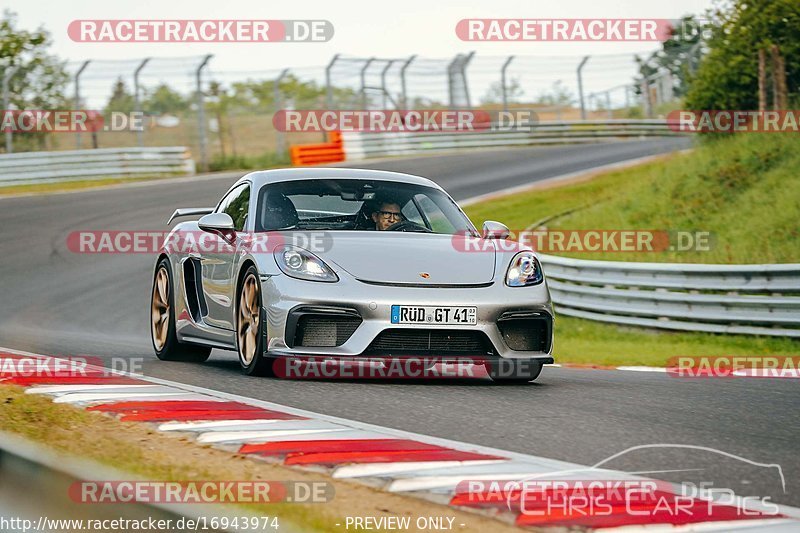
(261, 272, 554, 361)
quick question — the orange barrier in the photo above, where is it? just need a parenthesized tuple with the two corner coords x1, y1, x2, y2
(289, 132, 344, 166)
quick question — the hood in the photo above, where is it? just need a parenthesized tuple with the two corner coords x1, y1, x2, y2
(317, 232, 496, 285)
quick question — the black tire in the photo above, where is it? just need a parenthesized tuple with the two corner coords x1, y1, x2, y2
(236, 265, 274, 376)
(488, 359, 543, 384)
(150, 258, 211, 363)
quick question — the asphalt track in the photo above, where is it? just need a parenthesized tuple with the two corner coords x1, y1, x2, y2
(2, 138, 798, 507)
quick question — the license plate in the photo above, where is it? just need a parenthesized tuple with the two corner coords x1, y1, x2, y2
(391, 305, 477, 325)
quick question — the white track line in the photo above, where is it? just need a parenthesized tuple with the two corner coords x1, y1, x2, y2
(732, 369, 800, 378)
(616, 366, 669, 372)
(615, 367, 800, 378)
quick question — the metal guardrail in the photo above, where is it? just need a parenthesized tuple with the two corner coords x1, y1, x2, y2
(342, 119, 686, 160)
(538, 254, 800, 337)
(0, 146, 196, 186)
(0, 430, 269, 532)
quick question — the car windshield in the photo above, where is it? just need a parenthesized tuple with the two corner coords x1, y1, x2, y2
(255, 178, 477, 235)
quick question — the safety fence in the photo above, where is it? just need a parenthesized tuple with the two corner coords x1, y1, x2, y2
(538, 253, 800, 338)
(0, 147, 195, 186)
(3, 48, 704, 171)
(339, 120, 685, 161)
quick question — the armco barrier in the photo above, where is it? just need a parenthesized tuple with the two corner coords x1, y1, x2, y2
(0, 146, 195, 186)
(538, 253, 800, 337)
(342, 119, 686, 160)
(290, 132, 344, 166)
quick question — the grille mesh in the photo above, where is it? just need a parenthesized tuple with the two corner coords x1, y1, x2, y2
(295, 315, 361, 347)
(365, 329, 493, 355)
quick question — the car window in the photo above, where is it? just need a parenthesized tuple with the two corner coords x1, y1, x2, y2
(291, 194, 362, 217)
(254, 179, 475, 235)
(401, 200, 425, 226)
(217, 184, 250, 231)
(216, 185, 239, 213)
(414, 193, 458, 233)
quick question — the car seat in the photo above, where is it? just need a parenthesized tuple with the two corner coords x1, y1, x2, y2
(262, 192, 299, 230)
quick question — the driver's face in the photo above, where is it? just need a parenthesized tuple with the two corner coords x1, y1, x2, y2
(372, 203, 403, 230)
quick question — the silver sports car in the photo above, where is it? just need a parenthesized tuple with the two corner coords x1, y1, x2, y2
(150, 168, 554, 382)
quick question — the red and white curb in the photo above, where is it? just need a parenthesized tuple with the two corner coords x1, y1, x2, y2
(2, 347, 799, 531)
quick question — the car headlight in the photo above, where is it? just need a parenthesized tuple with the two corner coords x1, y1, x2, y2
(505, 252, 543, 287)
(274, 246, 339, 283)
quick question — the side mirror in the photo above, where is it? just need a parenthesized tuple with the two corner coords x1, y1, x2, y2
(198, 213, 236, 242)
(482, 220, 510, 240)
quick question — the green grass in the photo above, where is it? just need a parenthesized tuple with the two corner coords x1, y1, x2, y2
(208, 150, 290, 172)
(553, 316, 799, 367)
(463, 134, 800, 366)
(464, 134, 800, 263)
(0, 175, 178, 196)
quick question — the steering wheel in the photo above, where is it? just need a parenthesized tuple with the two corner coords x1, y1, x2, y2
(386, 220, 432, 233)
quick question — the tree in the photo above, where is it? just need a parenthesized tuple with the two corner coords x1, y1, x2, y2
(481, 77, 524, 105)
(0, 10, 69, 150)
(143, 84, 188, 115)
(207, 81, 232, 157)
(228, 74, 358, 111)
(0, 10, 69, 109)
(634, 15, 708, 100)
(685, 0, 800, 109)
(105, 78, 135, 114)
(535, 81, 573, 106)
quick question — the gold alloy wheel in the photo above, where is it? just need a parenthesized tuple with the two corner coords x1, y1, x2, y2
(151, 267, 170, 351)
(238, 273, 260, 365)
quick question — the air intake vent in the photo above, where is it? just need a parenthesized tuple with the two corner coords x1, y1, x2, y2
(497, 315, 552, 352)
(365, 329, 494, 356)
(294, 315, 361, 347)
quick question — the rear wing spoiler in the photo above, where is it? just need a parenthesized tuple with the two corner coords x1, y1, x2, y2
(168, 207, 214, 225)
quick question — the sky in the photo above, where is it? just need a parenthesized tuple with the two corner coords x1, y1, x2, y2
(6, 0, 718, 109)
(10, 0, 717, 69)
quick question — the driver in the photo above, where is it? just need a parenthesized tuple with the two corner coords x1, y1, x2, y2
(371, 201, 404, 230)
